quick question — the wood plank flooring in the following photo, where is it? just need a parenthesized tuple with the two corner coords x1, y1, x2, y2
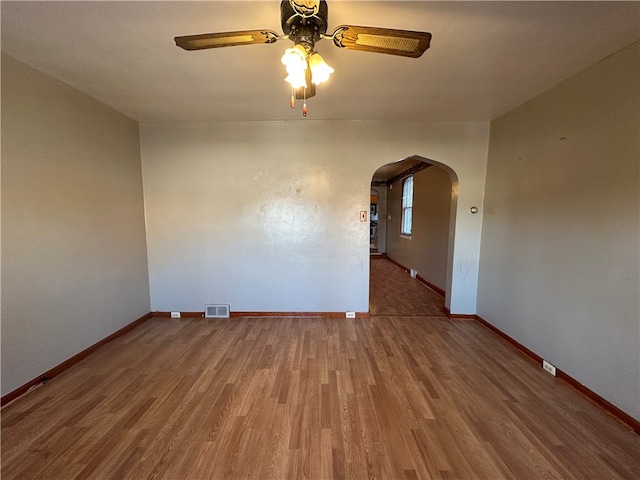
(2, 259, 639, 479)
(369, 258, 444, 316)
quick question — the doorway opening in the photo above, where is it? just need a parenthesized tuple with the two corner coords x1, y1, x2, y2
(369, 156, 458, 313)
(370, 189, 379, 253)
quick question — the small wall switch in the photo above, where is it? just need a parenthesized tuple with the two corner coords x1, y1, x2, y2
(171, 311, 181, 318)
(542, 360, 556, 376)
(360, 211, 367, 222)
(346, 312, 356, 318)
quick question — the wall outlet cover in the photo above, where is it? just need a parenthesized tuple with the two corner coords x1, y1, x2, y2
(542, 359, 557, 376)
(171, 311, 181, 318)
(346, 312, 356, 318)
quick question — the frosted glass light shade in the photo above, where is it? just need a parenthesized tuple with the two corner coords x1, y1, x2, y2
(308, 52, 334, 85)
(281, 45, 308, 88)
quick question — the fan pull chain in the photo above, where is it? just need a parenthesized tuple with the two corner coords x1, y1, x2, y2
(290, 87, 295, 108)
(302, 87, 308, 117)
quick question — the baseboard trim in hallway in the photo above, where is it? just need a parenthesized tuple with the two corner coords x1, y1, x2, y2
(416, 273, 446, 297)
(384, 255, 447, 298)
(1, 312, 153, 408)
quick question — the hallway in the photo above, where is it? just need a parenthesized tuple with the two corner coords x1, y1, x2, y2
(369, 258, 444, 316)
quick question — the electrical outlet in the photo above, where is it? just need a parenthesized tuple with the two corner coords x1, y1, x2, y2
(171, 311, 181, 318)
(346, 311, 356, 318)
(410, 269, 417, 278)
(542, 360, 556, 376)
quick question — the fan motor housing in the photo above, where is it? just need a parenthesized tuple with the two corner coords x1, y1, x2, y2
(281, 0, 328, 42)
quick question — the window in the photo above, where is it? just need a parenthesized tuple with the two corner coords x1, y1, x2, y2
(401, 175, 413, 235)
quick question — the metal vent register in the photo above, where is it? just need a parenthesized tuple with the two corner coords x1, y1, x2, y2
(205, 304, 230, 318)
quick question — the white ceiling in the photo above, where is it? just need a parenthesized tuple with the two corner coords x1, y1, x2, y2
(2, 1, 638, 123)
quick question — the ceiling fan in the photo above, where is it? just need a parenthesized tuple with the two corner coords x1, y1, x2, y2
(175, 0, 432, 116)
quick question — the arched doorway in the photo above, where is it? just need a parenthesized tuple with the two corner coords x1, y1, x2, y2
(369, 156, 459, 312)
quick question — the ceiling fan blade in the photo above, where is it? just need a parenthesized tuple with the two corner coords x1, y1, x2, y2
(330, 25, 431, 58)
(175, 30, 281, 51)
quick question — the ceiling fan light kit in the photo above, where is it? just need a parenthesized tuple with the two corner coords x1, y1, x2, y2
(174, 0, 432, 117)
(308, 52, 334, 85)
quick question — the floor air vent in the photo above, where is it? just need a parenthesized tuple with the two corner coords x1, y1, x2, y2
(205, 304, 230, 318)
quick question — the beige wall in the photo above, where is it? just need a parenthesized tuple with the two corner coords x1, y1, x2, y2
(386, 166, 452, 290)
(477, 43, 640, 420)
(140, 121, 489, 314)
(1, 55, 151, 396)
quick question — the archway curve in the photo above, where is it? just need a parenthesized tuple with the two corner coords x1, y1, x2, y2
(369, 154, 460, 312)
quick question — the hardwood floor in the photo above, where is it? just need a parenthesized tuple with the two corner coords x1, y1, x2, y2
(2, 259, 639, 479)
(369, 258, 444, 316)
